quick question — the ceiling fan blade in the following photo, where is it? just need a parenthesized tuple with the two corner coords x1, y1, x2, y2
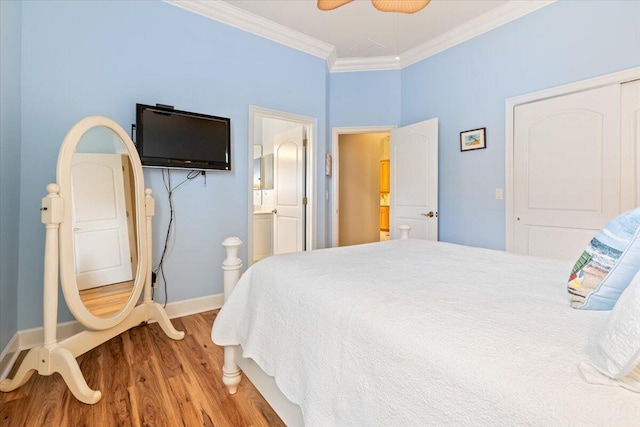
(372, 0, 431, 14)
(317, 0, 354, 11)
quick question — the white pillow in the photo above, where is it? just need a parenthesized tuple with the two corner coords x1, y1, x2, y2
(598, 269, 640, 378)
(579, 270, 640, 392)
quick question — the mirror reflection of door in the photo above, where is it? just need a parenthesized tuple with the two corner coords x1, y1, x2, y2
(72, 126, 137, 317)
(71, 153, 132, 289)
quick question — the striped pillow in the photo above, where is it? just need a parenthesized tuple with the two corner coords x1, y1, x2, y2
(568, 208, 640, 310)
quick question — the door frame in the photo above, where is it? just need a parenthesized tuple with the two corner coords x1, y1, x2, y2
(505, 66, 640, 252)
(248, 106, 316, 264)
(331, 125, 396, 248)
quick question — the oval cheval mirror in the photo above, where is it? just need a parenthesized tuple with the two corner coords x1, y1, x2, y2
(66, 125, 142, 324)
(0, 116, 184, 404)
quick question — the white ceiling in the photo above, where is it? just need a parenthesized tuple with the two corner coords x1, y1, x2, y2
(169, 0, 555, 71)
(225, 0, 508, 58)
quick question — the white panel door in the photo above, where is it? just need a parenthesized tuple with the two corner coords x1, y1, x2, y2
(390, 118, 438, 240)
(273, 126, 305, 254)
(513, 84, 621, 261)
(621, 79, 640, 211)
(72, 153, 132, 290)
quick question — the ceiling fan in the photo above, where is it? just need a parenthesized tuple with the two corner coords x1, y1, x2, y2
(318, 0, 431, 14)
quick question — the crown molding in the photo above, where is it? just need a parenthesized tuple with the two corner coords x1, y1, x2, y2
(326, 48, 338, 71)
(167, 0, 335, 61)
(166, 0, 556, 73)
(332, 56, 402, 73)
(399, 0, 556, 69)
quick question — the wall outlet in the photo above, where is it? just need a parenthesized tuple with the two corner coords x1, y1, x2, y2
(495, 188, 504, 200)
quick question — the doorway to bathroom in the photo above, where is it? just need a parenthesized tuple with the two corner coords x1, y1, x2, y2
(332, 119, 439, 247)
(248, 106, 315, 265)
(331, 126, 394, 247)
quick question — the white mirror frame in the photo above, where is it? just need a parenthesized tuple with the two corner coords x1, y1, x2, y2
(0, 116, 184, 404)
(57, 116, 146, 330)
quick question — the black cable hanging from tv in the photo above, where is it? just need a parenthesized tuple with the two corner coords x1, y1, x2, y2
(152, 168, 201, 306)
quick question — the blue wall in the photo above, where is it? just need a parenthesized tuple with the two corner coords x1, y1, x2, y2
(3, 0, 640, 337)
(327, 69, 401, 244)
(401, 0, 640, 250)
(0, 0, 22, 352)
(16, 0, 328, 329)
(329, 70, 401, 127)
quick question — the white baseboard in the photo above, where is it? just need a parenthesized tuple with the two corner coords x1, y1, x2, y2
(0, 333, 20, 381)
(18, 319, 87, 350)
(0, 293, 223, 380)
(163, 293, 224, 319)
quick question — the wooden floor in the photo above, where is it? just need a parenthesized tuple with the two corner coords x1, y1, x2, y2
(0, 310, 285, 427)
(79, 281, 135, 318)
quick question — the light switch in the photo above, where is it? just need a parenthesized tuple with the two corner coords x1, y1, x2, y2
(495, 188, 504, 200)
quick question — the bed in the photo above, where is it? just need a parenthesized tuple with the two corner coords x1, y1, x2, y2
(212, 232, 640, 426)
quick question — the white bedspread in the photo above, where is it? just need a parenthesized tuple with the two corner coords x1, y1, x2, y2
(212, 239, 640, 426)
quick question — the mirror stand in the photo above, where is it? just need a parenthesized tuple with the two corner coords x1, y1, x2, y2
(0, 185, 184, 404)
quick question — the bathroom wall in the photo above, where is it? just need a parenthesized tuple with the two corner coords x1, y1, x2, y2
(338, 132, 387, 246)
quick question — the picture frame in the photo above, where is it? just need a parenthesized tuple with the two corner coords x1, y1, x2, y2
(460, 127, 486, 152)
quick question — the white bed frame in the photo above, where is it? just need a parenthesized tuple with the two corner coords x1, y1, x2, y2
(219, 225, 412, 426)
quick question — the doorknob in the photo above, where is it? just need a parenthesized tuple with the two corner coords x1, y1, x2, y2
(271, 209, 277, 214)
(421, 211, 435, 218)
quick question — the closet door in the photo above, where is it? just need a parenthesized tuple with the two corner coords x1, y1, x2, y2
(513, 84, 621, 261)
(621, 79, 640, 212)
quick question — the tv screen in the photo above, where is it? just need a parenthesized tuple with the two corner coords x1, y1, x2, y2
(135, 104, 231, 171)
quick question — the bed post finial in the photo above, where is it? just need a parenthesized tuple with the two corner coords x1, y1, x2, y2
(399, 224, 411, 239)
(222, 237, 243, 303)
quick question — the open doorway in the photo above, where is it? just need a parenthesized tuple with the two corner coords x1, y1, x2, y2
(248, 106, 315, 265)
(331, 126, 394, 247)
(332, 119, 439, 246)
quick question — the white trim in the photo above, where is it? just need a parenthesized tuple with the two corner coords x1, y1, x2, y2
(248, 106, 317, 264)
(331, 56, 401, 73)
(504, 66, 640, 252)
(17, 319, 86, 351)
(326, 49, 338, 72)
(0, 293, 224, 379)
(163, 293, 224, 319)
(167, 0, 334, 61)
(0, 333, 20, 381)
(331, 125, 396, 247)
(166, 0, 555, 73)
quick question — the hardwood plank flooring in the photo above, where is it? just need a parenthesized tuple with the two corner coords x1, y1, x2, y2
(79, 281, 135, 318)
(0, 310, 286, 427)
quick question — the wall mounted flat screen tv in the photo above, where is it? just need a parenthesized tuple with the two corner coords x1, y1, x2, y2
(135, 104, 231, 171)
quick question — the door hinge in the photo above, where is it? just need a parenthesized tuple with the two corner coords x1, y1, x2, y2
(302, 197, 308, 205)
(303, 138, 308, 147)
